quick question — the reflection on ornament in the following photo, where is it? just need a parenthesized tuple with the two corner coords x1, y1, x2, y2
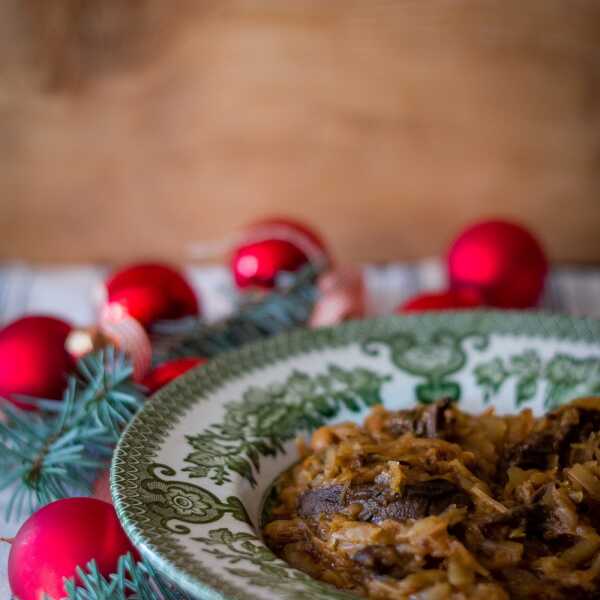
(65, 327, 112, 360)
(236, 254, 260, 279)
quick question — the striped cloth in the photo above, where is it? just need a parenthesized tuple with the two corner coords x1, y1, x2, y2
(1, 260, 599, 597)
(1, 260, 600, 327)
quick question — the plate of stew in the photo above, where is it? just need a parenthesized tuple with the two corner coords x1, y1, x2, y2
(112, 311, 600, 600)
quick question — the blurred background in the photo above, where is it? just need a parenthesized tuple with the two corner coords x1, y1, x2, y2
(1, 0, 599, 265)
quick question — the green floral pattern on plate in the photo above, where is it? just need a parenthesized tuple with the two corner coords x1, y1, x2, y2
(183, 366, 390, 487)
(475, 350, 600, 408)
(111, 311, 600, 600)
(140, 464, 249, 534)
(364, 329, 488, 403)
(194, 529, 354, 600)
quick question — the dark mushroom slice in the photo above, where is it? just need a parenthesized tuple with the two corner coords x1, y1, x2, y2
(503, 405, 600, 472)
(298, 478, 471, 523)
(352, 545, 414, 578)
(386, 398, 453, 439)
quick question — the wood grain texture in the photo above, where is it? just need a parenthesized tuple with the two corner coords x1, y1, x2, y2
(1, 0, 600, 264)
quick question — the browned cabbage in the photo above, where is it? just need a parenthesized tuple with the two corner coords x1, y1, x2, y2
(264, 397, 600, 600)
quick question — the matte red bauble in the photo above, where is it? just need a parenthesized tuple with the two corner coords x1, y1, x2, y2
(105, 262, 199, 328)
(0, 316, 75, 410)
(8, 498, 137, 600)
(232, 218, 330, 289)
(447, 220, 548, 308)
(398, 288, 483, 313)
(141, 357, 207, 394)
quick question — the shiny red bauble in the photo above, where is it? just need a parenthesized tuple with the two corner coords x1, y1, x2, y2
(398, 288, 483, 313)
(0, 315, 75, 410)
(105, 262, 199, 328)
(141, 357, 207, 394)
(8, 498, 137, 600)
(448, 220, 548, 308)
(232, 218, 330, 289)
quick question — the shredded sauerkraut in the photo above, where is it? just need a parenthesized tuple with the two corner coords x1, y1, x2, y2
(263, 397, 600, 599)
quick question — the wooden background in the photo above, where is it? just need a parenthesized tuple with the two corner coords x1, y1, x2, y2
(1, 0, 600, 265)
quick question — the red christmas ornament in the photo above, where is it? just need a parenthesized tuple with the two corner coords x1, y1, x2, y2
(232, 218, 330, 289)
(141, 357, 207, 394)
(398, 288, 484, 313)
(0, 316, 75, 410)
(8, 498, 137, 600)
(104, 262, 199, 328)
(448, 220, 548, 308)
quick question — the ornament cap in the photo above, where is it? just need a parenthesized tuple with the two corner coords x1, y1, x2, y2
(65, 327, 112, 360)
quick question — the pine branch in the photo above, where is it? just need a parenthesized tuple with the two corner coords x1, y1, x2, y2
(60, 554, 190, 600)
(162, 265, 320, 361)
(0, 348, 144, 520)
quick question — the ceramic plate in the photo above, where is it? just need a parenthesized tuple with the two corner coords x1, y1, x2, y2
(111, 311, 600, 599)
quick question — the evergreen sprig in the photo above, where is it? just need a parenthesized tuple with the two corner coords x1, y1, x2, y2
(0, 348, 144, 520)
(61, 554, 189, 600)
(163, 264, 320, 360)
